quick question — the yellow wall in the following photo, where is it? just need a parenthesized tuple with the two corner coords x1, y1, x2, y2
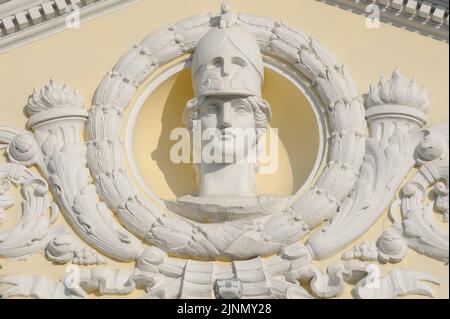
(0, 0, 448, 299)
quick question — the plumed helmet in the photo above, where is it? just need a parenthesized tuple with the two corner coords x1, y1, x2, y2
(191, 26, 264, 98)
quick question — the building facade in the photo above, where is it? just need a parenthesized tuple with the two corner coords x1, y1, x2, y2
(0, 0, 448, 299)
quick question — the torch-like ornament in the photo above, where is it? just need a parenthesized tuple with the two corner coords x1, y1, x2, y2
(22, 79, 142, 262)
(365, 68, 430, 131)
(26, 79, 87, 129)
(307, 69, 434, 260)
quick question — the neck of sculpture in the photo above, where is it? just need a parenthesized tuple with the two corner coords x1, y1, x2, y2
(198, 162, 256, 197)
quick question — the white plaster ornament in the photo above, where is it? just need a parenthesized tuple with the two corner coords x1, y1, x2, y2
(0, 3, 447, 299)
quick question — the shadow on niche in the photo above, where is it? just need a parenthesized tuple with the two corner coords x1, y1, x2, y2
(149, 68, 320, 198)
(151, 69, 198, 198)
(262, 69, 320, 195)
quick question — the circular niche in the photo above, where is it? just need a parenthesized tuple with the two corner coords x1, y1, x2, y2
(128, 65, 324, 200)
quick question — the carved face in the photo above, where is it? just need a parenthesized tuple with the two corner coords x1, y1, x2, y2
(195, 54, 261, 98)
(191, 27, 264, 98)
(198, 96, 257, 163)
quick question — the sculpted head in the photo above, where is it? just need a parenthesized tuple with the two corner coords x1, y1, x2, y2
(183, 25, 272, 197)
(184, 26, 271, 162)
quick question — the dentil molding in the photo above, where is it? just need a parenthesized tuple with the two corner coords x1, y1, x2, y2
(317, 0, 449, 43)
(0, 0, 141, 54)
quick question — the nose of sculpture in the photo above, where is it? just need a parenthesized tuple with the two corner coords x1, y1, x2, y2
(220, 101, 232, 129)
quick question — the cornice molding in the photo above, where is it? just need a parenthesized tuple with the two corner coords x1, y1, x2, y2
(317, 0, 449, 42)
(0, 0, 141, 54)
(2, 0, 448, 55)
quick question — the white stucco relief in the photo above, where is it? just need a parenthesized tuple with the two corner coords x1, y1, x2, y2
(0, 4, 447, 299)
